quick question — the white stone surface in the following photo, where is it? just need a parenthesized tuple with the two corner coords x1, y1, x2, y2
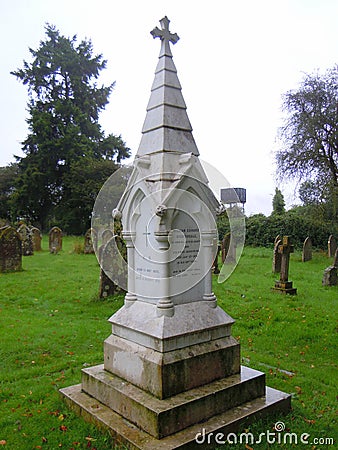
(108, 300, 235, 352)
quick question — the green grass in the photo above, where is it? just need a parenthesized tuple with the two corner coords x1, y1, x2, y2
(0, 238, 336, 449)
(214, 247, 337, 449)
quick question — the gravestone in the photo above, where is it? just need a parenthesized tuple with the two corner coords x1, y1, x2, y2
(61, 17, 290, 447)
(84, 228, 97, 254)
(17, 224, 34, 256)
(212, 243, 221, 274)
(322, 248, 338, 286)
(49, 227, 62, 253)
(101, 229, 113, 246)
(272, 238, 282, 273)
(302, 236, 312, 262)
(0, 227, 22, 272)
(272, 236, 297, 294)
(31, 227, 42, 251)
(274, 234, 281, 245)
(328, 234, 337, 258)
(221, 232, 236, 263)
(98, 235, 127, 298)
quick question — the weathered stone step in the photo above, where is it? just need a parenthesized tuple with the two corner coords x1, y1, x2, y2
(80, 364, 266, 438)
(60, 381, 290, 449)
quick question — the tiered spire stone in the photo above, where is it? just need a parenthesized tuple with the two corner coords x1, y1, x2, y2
(137, 17, 199, 157)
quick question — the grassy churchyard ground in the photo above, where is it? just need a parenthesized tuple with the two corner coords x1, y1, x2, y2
(0, 236, 336, 449)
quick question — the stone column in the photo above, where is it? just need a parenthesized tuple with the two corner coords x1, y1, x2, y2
(154, 229, 174, 317)
(122, 231, 137, 307)
(201, 230, 217, 307)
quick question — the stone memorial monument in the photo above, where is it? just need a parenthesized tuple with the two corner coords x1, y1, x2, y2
(49, 226, 62, 253)
(272, 236, 297, 295)
(0, 226, 22, 273)
(302, 236, 312, 262)
(61, 17, 290, 447)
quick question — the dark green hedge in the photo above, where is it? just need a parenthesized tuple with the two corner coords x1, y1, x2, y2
(217, 211, 337, 249)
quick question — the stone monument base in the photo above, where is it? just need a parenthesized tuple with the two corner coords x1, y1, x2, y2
(60, 300, 291, 448)
(60, 368, 290, 449)
(272, 280, 297, 295)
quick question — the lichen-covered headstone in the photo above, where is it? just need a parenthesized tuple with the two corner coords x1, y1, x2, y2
(84, 228, 97, 254)
(221, 232, 236, 264)
(322, 248, 338, 286)
(31, 227, 42, 251)
(49, 226, 62, 253)
(302, 236, 312, 262)
(0, 227, 22, 272)
(212, 243, 221, 274)
(98, 235, 127, 298)
(328, 234, 337, 258)
(17, 224, 34, 256)
(101, 229, 113, 246)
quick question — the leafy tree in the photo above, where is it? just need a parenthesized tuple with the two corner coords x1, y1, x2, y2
(276, 66, 338, 220)
(11, 24, 130, 232)
(0, 164, 18, 221)
(271, 187, 285, 215)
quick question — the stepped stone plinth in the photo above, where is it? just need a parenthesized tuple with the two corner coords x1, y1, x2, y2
(60, 16, 291, 449)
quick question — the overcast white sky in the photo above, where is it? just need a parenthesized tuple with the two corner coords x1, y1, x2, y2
(1, 0, 338, 215)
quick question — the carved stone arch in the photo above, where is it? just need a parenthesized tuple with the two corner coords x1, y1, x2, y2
(125, 187, 146, 230)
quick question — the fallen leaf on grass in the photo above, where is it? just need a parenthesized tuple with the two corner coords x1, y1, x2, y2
(59, 425, 68, 432)
(304, 418, 316, 424)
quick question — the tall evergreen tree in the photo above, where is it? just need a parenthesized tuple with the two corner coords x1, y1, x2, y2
(271, 187, 285, 215)
(11, 24, 130, 232)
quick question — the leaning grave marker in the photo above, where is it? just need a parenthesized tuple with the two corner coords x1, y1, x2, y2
(61, 17, 290, 447)
(98, 234, 127, 298)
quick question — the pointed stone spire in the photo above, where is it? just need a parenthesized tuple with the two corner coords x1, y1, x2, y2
(137, 17, 199, 157)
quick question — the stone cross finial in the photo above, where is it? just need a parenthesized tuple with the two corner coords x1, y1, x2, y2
(150, 16, 179, 56)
